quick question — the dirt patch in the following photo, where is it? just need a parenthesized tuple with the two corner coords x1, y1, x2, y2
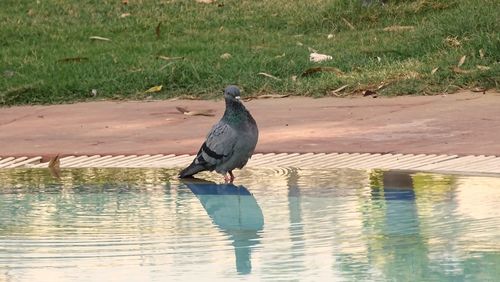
(1, 91, 499, 158)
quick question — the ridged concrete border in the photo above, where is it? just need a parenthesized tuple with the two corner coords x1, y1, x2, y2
(1, 153, 500, 175)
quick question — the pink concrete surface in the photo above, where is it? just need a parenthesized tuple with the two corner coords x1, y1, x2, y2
(1, 91, 499, 159)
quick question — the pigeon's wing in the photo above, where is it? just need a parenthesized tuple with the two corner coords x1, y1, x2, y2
(201, 121, 239, 165)
(179, 121, 237, 178)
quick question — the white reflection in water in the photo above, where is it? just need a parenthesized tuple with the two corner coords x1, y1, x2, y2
(0, 168, 499, 281)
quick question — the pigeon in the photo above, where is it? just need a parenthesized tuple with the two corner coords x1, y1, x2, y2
(179, 85, 258, 183)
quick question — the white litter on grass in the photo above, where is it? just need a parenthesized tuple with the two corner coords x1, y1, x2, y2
(220, 53, 232, 60)
(89, 36, 111, 42)
(310, 52, 333, 63)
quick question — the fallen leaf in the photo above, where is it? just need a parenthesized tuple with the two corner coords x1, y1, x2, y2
(243, 94, 290, 101)
(145, 85, 163, 93)
(362, 90, 377, 97)
(157, 55, 184, 61)
(128, 68, 144, 73)
(471, 87, 487, 93)
(458, 55, 466, 67)
(274, 53, 286, 58)
(176, 106, 215, 116)
(255, 94, 289, 99)
(58, 57, 89, 63)
(431, 67, 439, 75)
(3, 70, 15, 77)
(479, 49, 485, 59)
(296, 41, 303, 46)
(341, 17, 355, 30)
(48, 154, 60, 169)
(196, 0, 215, 3)
(257, 94, 290, 99)
(120, 13, 131, 18)
(291, 75, 297, 81)
(251, 45, 266, 51)
(476, 65, 491, 71)
(155, 22, 161, 39)
(377, 81, 389, 90)
(309, 52, 333, 63)
(445, 84, 462, 94)
(452, 67, 471, 74)
(220, 53, 232, 60)
(327, 34, 334, 39)
(257, 72, 281, 81)
(89, 36, 111, 41)
(301, 66, 344, 77)
(444, 36, 460, 47)
(331, 85, 348, 94)
(48, 154, 61, 179)
(383, 25, 415, 32)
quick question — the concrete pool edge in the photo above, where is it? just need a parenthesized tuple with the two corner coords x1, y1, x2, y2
(1, 153, 500, 175)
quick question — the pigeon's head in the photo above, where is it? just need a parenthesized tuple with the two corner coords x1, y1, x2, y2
(223, 85, 241, 102)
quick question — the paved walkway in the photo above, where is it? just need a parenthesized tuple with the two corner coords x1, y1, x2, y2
(1, 91, 499, 159)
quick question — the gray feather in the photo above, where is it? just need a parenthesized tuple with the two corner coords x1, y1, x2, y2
(179, 85, 258, 178)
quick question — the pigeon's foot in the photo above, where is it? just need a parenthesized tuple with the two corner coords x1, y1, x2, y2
(223, 171, 235, 183)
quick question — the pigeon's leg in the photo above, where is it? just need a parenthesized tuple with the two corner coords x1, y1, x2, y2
(228, 171, 235, 183)
(224, 173, 231, 183)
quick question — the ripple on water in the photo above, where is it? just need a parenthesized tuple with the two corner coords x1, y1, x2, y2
(1, 168, 500, 281)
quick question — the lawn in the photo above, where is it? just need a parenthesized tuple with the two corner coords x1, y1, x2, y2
(1, 0, 498, 105)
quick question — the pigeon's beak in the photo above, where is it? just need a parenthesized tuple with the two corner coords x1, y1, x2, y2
(235, 96, 241, 100)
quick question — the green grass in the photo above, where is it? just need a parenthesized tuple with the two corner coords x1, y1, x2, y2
(0, 0, 498, 105)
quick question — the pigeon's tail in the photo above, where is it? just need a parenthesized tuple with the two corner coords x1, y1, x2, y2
(178, 163, 207, 178)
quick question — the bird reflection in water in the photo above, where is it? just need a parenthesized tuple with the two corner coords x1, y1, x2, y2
(180, 178, 264, 275)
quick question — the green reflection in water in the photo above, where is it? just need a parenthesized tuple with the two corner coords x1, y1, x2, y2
(0, 168, 499, 281)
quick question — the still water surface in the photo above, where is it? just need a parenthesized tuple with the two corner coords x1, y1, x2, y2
(1, 168, 499, 281)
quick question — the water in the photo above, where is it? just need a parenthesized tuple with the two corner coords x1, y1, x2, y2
(1, 168, 499, 281)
